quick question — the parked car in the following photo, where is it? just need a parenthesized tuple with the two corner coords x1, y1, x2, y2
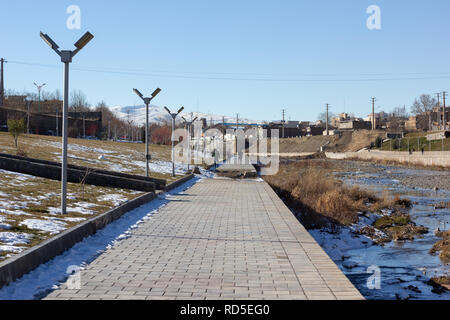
(0, 125, 8, 132)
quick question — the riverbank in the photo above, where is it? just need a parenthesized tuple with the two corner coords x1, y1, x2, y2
(264, 159, 450, 300)
(330, 159, 450, 191)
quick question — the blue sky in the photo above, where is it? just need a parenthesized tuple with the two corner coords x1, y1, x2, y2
(1, 0, 450, 122)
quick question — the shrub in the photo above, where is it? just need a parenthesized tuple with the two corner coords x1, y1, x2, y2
(7, 118, 26, 148)
(375, 136, 383, 148)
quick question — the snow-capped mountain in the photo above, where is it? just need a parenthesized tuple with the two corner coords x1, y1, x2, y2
(110, 105, 258, 126)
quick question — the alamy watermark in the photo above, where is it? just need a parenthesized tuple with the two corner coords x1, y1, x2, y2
(367, 265, 381, 289)
(66, 265, 81, 290)
(66, 5, 81, 30)
(366, 5, 381, 30)
(173, 121, 280, 176)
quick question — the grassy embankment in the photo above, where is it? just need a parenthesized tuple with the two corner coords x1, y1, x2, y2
(0, 132, 181, 181)
(0, 132, 188, 260)
(264, 160, 412, 229)
(378, 132, 450, 152)
(264, 159, 429, 245)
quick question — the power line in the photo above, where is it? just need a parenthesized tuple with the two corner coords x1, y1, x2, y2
(7, 60, 450, 83)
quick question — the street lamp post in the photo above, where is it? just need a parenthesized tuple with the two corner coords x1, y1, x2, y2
(164, 106, 185, 177)
(33, 82, 46, 113)
(133, 88, 161, 177)
(181, 115, 198, 171)
(40, 31, 94, 215)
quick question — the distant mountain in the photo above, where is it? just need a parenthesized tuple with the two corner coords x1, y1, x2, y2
(110, 105, 258, 126)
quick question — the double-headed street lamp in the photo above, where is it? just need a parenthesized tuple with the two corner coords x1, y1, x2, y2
(181, 115, 197, 171)
(33, 82, 46, 113)
(40, 31, 94, 215)
(164, 106, 184, 177)
(133, 87, 162, 177)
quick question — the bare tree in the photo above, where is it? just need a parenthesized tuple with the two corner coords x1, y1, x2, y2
(70, 90, 90, 112)
(317, 112, 335, 124)
(53, 89, 62, 101)
(391, 106, 408, 118)
(411, 94, 436, 130)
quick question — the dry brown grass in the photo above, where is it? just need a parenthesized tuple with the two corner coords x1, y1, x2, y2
(430, 230, 450, 262)
(264, 160, 378, 228)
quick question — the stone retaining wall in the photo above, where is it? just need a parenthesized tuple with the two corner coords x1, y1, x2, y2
(325, 150, 450, 167)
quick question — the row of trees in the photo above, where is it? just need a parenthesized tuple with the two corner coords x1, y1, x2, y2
(317, 93, 441, 124)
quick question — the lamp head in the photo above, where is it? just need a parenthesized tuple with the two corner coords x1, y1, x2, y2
(40, 32, 59, 50)
(74, 31, 94, 50)
(133, 88, 143, 98)
(151, 88, 161, 98)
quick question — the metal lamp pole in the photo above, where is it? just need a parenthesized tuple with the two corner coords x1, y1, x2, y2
(181, 115, 198, 171)
(33, 82, 46, 113)
(133, 88, 161, 177)
(164, 106, 185, 177)
(40, 31, 94, 215)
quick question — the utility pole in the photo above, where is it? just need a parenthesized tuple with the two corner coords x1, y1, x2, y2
(235, 114, 239, 154)
(436, 93, 441, 129)
(371, 97, 376, 130)
(443, 91, 447, 131)
(0, 58, 6, 106)
(281, 109, 286, 138)
(325, 104, 330, 136)
(56, 109, 59, 136)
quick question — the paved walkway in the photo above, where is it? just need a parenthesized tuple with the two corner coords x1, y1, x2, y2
(45, 178, 363, 300)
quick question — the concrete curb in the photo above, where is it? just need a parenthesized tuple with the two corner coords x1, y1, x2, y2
(165, 174, 195, 191)
(0, 173, 196, 289)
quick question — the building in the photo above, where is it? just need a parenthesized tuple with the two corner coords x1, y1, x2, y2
(405, 115, 429, 131)
(0, 95, 103, 138)
(337, 120, 372, 131)
(306, 125, 325, 136)
(365, 111, 389, 129)
(267, 121, 302, 138)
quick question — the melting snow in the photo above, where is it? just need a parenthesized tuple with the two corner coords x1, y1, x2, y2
(0, 232, 32, 246)
(20, 219, 67, 235)
(97, 194, 128, 207)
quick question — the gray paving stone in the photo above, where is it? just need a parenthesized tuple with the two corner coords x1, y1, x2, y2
(44, 178, 363, 300)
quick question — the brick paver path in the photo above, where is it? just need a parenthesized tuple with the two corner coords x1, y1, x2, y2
(46, 178, 363, 300)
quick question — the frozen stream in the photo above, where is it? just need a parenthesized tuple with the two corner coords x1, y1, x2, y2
(311, 164, 450, 300)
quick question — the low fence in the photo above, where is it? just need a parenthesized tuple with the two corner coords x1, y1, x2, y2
(325, 150, 450, 167)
